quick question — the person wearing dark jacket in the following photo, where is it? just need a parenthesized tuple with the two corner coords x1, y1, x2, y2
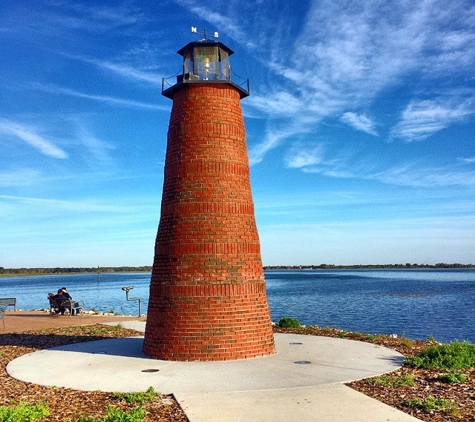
(53, 288, 71, 315)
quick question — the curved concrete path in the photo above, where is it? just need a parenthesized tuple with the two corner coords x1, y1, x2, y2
(7, 321, 421, 421)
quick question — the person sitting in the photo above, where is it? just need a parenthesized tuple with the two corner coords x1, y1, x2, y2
(52, 288, 71, 315)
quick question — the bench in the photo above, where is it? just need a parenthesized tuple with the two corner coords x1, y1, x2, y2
(0, 298, 16, 329)
(48, 297, 85, 316)
(0, 297, 16, 311)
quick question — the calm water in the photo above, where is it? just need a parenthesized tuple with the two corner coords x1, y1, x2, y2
(0, 270, 473, 343)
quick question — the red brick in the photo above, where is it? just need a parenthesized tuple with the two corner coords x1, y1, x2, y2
(143, 82, 275, 361)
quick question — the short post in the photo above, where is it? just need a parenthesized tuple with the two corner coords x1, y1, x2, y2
(121, 286, 141, 317)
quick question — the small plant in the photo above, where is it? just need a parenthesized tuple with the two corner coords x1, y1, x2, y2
(77, 405, 147, 422)
(110, 323, 124, 331)
(89, 327, 109, 335)
(436, 372, 467, 384)
(400, 338, 414, 348)
(112, 387, 158, 404)
(405, 341, 475, 370)
(406, 396, 452, 411)
(0, 401, 50, 422)
(367, 374, 415, 387)
(278, 317, 301, 328)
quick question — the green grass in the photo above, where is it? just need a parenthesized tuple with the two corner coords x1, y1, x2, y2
(0, 401, 50, 422)
(367, 374, 415, 387)
(436, 372, 467, 384)
(406, 396, 454, 411)
(404, 341, 475, 370)
(278, 317, 301, 328)
(111, 387, 158, 404)
(76, 405, 147, 422)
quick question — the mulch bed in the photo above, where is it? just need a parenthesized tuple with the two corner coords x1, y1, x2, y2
(274, 325, 475, 421)
(1, 324, 474, 421)
(0, 325, 188, 421)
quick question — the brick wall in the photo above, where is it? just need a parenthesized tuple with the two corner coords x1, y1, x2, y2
(143, 84, 275, 361)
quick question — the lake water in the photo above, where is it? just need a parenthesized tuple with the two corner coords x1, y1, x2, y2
(0, 269, 473, 343)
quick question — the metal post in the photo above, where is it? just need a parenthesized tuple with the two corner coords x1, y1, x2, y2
(121, 286, 142, 317)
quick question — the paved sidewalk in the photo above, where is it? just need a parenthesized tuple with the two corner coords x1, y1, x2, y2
(7, 320, 421, 422)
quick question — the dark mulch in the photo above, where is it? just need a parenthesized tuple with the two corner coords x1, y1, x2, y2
(274, 325, 475, 422)
(0, 325, 189, 422)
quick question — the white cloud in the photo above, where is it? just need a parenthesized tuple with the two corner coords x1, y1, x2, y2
(0, 119, 68, 159)
(341, 112, 378, 136)
(75, 126, 116, 168)
(285, 144, 324, 168)
(29, 83, 167, 111)
(75, 56, 161, 85)
(459, 156, 475, 164)
(0, 194, 128, 214)
(390, 98, 473, 142)
(0, 169, 43, 187)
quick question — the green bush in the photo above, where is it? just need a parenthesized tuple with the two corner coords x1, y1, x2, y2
(404, 341, 475, 370)
(0, 402, 49, 422)
(278, 317, 301, 328)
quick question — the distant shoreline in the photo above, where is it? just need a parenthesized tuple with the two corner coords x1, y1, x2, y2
(1, 263, 474, 277)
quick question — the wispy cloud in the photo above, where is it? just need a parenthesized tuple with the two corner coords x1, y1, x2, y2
(285, 142, 475, 188)
(181, 0, 475, 162)
(0, 119, 68, 159)
(28, 83, 167, 111)
(41, 1, 143, 33)
(390, 97, 474, 142)
(0, 194, 128, 213)
(70, 55, 161, 85)
(341, 112, 378, 136)
(285, 143, 324, 168)
(459, 156, 475, 164)
(75, 126, 116, 168)
(0, 169, 44, 187)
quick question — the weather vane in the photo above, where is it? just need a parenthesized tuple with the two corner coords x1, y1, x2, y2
(191, 26, 219, 40)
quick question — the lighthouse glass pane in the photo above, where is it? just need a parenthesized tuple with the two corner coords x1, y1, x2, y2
(195, 46, 219, 80)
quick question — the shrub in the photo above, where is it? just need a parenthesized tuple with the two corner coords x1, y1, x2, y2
(0, 401, 50, 422)
(404, 341, 475, 370)
(278, 317, 301, 328)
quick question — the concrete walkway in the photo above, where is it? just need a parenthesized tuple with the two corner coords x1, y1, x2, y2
(7, 321, 421, 421)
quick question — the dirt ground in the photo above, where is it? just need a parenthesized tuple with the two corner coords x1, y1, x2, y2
(2, 310, 145, 333)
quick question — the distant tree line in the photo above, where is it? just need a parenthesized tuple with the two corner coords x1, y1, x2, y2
(1, 263, 473, 277)
(0, 266, 152, 276)
(264, 263, 474, 270)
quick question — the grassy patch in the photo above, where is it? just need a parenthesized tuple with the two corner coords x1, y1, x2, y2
(0, 401, 50, 422)
(406, 396, 454, 411)
(76, 405, 147, 422)
(367, 374, 415, 387)
(436, 373, 467, 384)
(405, 341, 475, 370)
(112, 387, 158, 404)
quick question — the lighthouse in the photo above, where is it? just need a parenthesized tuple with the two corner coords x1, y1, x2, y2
(143, 33, 275, 361)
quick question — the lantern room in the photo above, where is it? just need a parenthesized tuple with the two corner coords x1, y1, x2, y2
(162, 39, 250, 99)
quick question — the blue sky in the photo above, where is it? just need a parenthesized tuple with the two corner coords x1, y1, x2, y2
(1, 0, 474, 268)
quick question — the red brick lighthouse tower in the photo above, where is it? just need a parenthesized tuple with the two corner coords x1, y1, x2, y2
(143, 34, 275, 361)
